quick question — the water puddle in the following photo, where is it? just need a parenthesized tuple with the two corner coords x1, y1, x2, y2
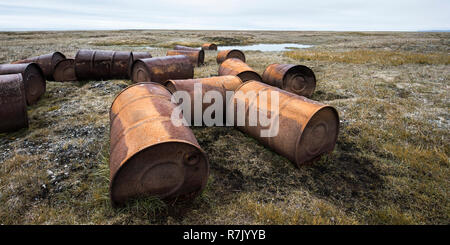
(218, 43, 312, 51)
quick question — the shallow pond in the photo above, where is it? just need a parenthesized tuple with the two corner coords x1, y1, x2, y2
(218, 43, 312, 51)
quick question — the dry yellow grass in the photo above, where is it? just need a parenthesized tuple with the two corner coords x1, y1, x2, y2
(285, 50, 450, 65)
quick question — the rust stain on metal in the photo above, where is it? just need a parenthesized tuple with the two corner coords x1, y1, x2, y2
(109, 82, 209, 206)
(74, 49, 133, 80)
(216, 49, 245, 64)
(131, 55, 194, 84)
(262, 64, 316, 98)
(201, 43, 217, 50)
(0, 63, 46, 105)
(12, 52, 66, 81)
(166, 50, 204, 67)
(164, 75, 243, 124)
(231, 81, 339, 167)
(129, 52, 153, 77)
(53, 59, 77, 82)
(0, 74, 28, 133)
(173, 45, 201, 52)
(218, 58, 262, 82)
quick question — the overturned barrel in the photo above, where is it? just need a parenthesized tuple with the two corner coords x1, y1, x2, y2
(131, 55, 194, 84)
(216, 49, 245, 64)
(167, 50, 204, 67)
(230, 81, 339, 167)
(54, 59, 77, 82)
(74, 49, 133, 80)
(12, 52, 66, 81)
(164, 75, 243, 125)
(262, 64, 316, 98)
(219, 58, 262, 82)
(109, 82, 209, 206)
(0, 63, 46, 105)
(0, 74, 28, 133)
(174, 45, 202, 52)
(201, 43, 217, 51)
(131, 52, 153, 61)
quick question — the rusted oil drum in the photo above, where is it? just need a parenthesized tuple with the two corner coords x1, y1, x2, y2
(201, 43, 217, 50)
(164, 75, 243, 125)
(218, 58, 262, 82)
(0, 63, 46, 105)
(53, 59, 77, 82)
(109, 82, 209, 206)
(262, 64, 316, 98)
(0, 74, 28, 133)
(230, 81, 339, 167)
(173, 45, 201, 52)
(131, 55, 194, 84)
(216, 49, 245, 64)
(131, 52, 153, 61)
(166, 50, 204, 67)
(74, 49, 133, 80)
(12, 52, 66, 81)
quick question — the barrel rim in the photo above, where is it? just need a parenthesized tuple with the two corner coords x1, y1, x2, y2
(109, 139, 209, 207)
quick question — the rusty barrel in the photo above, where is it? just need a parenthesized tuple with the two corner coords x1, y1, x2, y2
(167, 50, 204, 67)
(131, 55, 194, 84)
(262, 64, 316, 98)
(201, 43, 217, 50)
(0, 74, 28, 133)
(12, 52, 66, 81)
(230, 81, 339, 167)
(131, 51, 153, 61)
(74, 49, 133, 80)
(174, 45, 201, 52)
(54, 59, 77, 82)
(219, 58, 262, 82)
(164, 76, 243, 125)
(0, 63, 46, 105)
(216, 49, 245, 64)
(109, 82, 209, 206)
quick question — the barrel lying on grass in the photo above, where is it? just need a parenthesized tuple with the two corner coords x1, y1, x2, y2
(218, 58, 262, 82)
(262, 64, 316, 98)
(0, 74, 28, 133)
(174, 45, 202, 52)
(201, 43, 217, 50)
(216, 49, 245, 64)
(75, 50, 133, 80)
(166, 50, 204, 67)
(0, 63, 46, 105)
(109, 82, 209, 206)
(12, 52, 66, 81)
(54, 59, 77, 82)
(231, 81, 339, 167)
(131, 55, 194, 84)
(164, 75, 243, 125)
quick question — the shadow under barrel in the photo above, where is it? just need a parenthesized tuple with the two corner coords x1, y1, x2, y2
(12, 52, 66, 81)
(167, 50, 204, 67)
(0, 63, 46, 105)
(74, 49, 133, 81)
(0, 74, 28, 133)
(164, 75, 243, 125)
(230, 81, 339, 167)
(201, 43, 217, 51)
(262, 64, 316, 98)
(218, 58, 262, 82)
(131, 55, 194, 84)
(109, 82, 209, 207)
(216, 49, 245, 64)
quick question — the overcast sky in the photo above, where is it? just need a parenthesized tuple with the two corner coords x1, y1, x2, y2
(0, 0, 449, 31)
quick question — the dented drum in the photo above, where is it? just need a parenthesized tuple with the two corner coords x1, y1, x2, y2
(0, 63, 46, 105)
(109, 82, 209, 206)
(218, 58, 262, 82)
(0, 74, 28, 132)
(201, 43, 217, 51)
(262, 64, 316, 98)
(74, 49, 133, 80)
(131, 55, 194, 84)
(166, 50, 204, 66)
(54, 59, 77, 82)
(231, 81, 339, 167)
(216, 49, 245, 64)
(12, 52, 66, 81)
(165, 75, 243, 125)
